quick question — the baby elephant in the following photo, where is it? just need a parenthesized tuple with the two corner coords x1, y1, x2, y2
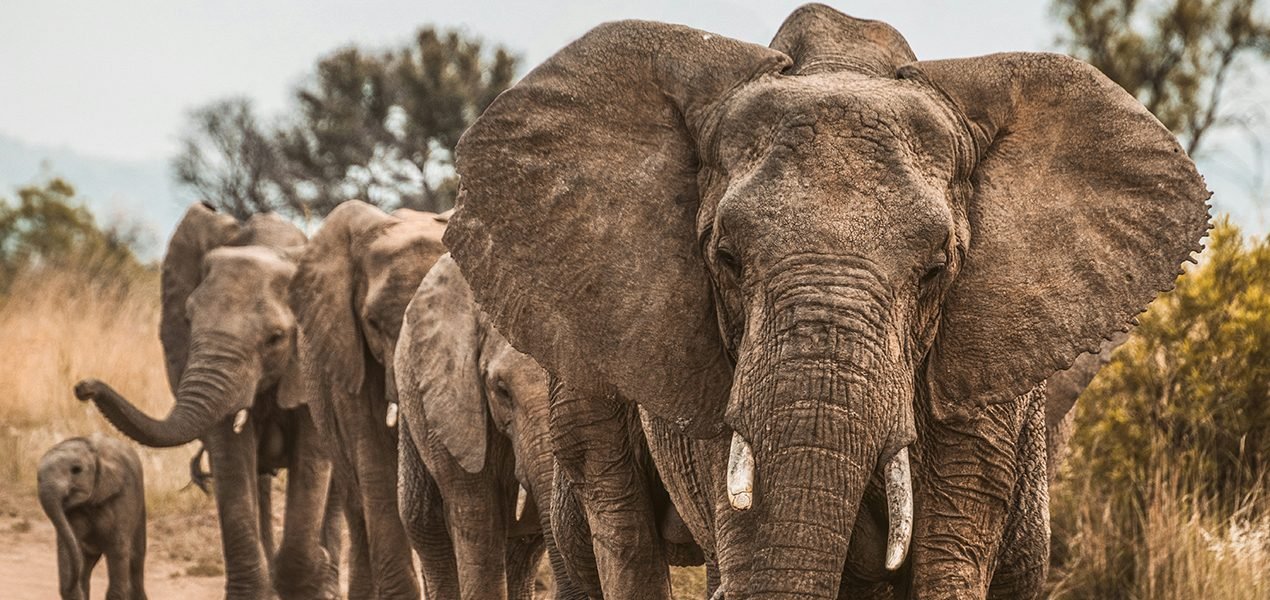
(38, 434, 147, 600)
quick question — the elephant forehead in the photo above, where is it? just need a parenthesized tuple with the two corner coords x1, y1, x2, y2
(717, 73, 966, 178)
(204, 246, 296, 281)
(713, 75, 963, 265)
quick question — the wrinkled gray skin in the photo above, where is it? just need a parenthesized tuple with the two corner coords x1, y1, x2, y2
(75, 203, 336, 600)
(1044, 333, 1129, 482)
(394, 253, 553, 599)
(38, 434, 147, 600)
(286, 200, 447, 599)
(443, 4, 1210, 599)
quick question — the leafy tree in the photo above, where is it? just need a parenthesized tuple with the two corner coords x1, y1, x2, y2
(174, 27, 517, 218)
(0, 179, 145, 291)
(1054, 0, 1270, 156)
(172, 98, 287, 219)
(1050, 219, 1270, 597)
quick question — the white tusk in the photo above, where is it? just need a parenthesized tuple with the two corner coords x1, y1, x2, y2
(385, 402, 399, 428)
(515, 485, 528, 521)
(726, 432, 755, 510)
(884, 447, 913, 571)
(232, 409, 249, 434)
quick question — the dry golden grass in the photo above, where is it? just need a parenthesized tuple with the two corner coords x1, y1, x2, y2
(0, 265, 220, 564)
(11, 264, 1263, 597)
(1050, 470, 1270, 599)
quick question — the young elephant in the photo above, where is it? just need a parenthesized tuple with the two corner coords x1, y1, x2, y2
(287, 200, 448, 599)
(394, 254, 561, 599)
(38, 434, 147, 600)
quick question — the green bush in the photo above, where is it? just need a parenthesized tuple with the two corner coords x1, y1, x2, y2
(1050, 217, 1270, 598)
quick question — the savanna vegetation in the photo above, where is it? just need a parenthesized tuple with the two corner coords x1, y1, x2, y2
(0, 179, 227, 577)
(1, 2, 1267, 597)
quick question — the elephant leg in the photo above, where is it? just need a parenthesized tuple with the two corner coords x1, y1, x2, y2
(258, 474, 274, 571)
(321, 481, 344, 588)
(987, 393, 1049, 600)
(550, 383, 671, 600)
(275, 411, 338, 600)
(351, 430, 420, 599)
(80, 550, 100, 600)
(104, 546, 136, 600)
(399, 418, 459, 599)
(505, 534, 546, 600)
(205, 422, 272, 599)
(911, 390, 1038, 600)
(343, 489, 376, 599)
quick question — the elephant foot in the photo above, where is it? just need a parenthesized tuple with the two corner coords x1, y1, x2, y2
(273, 547, 339, 600)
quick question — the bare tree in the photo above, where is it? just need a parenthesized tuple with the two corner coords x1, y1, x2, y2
(172, 98, 286, 219)
(1056, 0, 1270, 156)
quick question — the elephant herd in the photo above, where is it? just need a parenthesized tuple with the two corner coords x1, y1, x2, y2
(57, 4, 1210, 600)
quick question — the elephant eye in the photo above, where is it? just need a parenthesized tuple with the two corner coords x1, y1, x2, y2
(70, 465, 82, 475)
(921, 259, 947, 285)
(266, 329, 286, 346)
(716, 246, 742, 278)
(494, 380, 512, 403)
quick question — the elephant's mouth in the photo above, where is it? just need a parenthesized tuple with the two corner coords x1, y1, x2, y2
(726, 431, 914, 571)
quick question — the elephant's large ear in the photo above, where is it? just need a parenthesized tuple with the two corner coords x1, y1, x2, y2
(445, 21, 791, 437)
(290, 201, 390, 397)
(160, 202, 239, 391)
(901, 54, 1210, 412)
(86, 436, 131, 505)
(275, 347, 310, 410)
(396, 254, 487, 473)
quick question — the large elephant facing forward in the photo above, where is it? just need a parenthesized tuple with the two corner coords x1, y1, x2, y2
(75, 203, 336, 600)
(443, 4, 1209, 600)
(286, 200, 447, 599)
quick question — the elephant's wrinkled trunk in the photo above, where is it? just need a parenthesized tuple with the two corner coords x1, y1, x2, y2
(39, 482, 84, 597)
(519, 396, 588, 600)
(83, 340, 259, 448)
(721, 298, 911, 598)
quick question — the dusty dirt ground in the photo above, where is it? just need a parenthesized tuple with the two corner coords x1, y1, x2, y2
(0, 486, 702, 600)
(0, 515, 225, 598)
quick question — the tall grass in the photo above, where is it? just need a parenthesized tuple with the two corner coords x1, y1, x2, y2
(1050, 465, 1270, 599)
(0, 263, 212, 518)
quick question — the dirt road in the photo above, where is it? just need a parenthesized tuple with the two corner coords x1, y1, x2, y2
(0, 512, 224, 599)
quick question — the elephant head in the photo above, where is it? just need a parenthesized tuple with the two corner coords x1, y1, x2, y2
(75, 202, 307, 447)
(37, 434, 137, 597)
(286, 201, 447, 422)
(443, 4, 1209, 596)
(395, 254, 552, 530)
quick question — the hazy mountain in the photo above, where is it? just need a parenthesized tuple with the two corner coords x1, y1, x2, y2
(0, 133, 188, 259)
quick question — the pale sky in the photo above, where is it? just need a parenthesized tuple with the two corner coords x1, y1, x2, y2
(0, 1, 1055, 161)
(1, 1, 1265, 233)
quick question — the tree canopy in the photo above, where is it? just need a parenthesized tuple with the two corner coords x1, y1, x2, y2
(1055, 0, 1270, 156)
(0, 179, 145, 292)
(174, 26, 516, 219)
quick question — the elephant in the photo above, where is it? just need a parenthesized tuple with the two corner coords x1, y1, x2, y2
(285, 199, 448, 599)
(74, 202, 337, 600)
(38, 434, 147, 600)
(395, 253, 599, 599)
(1044, 333, 1129, 482)
(440, 4, 1210, 600)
